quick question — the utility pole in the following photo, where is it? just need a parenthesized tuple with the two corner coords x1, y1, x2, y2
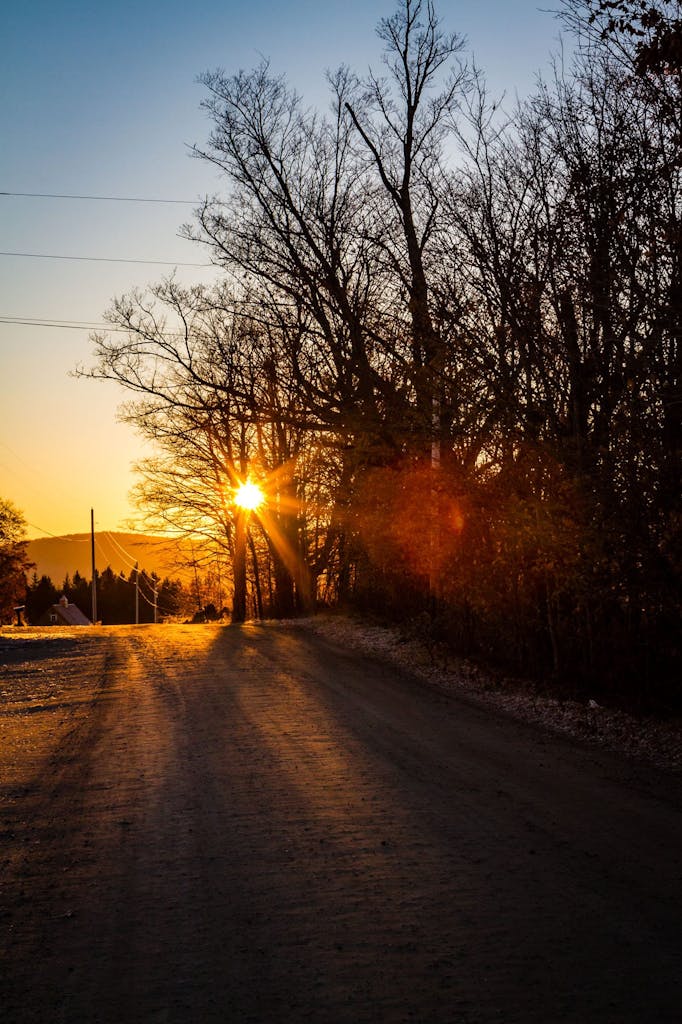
(215, 553, 223, 614)
(430, 387, 440, 602)
(135, 561, 139, 625)
(153, 581, 158, 624)
(190, 542, 203, 615)
(90, 508, 97, 624)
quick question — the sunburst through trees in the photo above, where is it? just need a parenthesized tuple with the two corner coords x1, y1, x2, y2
(84, 0, 681, 707)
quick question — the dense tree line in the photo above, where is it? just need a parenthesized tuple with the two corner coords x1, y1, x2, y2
(86, 0, 681, 708)
(24, 568, 188, 625)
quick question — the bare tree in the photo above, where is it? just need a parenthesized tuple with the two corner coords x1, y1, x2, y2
(345, 0, 470, 450)
(188, 64, 399, 450)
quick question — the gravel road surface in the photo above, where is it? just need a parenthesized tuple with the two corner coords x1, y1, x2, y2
(1, 623, 680, 1023)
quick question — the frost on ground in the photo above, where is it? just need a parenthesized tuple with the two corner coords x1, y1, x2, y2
(297, 615, 682, 775)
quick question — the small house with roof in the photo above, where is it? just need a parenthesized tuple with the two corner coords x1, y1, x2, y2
(39, 595, 91, 626)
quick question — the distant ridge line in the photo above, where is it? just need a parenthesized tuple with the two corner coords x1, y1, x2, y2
(26, 532, 198, 584)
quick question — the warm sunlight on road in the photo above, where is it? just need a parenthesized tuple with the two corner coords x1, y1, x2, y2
(1, 624, 680, 1023)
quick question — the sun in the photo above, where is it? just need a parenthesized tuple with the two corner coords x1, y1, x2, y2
(234, 481, 265, 511)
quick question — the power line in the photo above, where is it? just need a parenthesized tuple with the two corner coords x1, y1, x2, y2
(0, 301, 292, 334)
(0, 251, 211, 268)
(26, 521, 89, 541)
(93, 539, 164, 613)
(93, 535, 113, 566)
(131, 580, 161, 610)
(1, 316, 108, 326)
(101, 532, 182, 602)
(0, 299, 288, 334)
(103, 530, 143, 571)
(95, 538, 151, 591)
(1, 191, 197, 204)
(0, 317, 203, 337)
(0, 317, 120, 332)
(26, 519, 186, 542)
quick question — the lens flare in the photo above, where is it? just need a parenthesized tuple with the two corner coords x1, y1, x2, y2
(234, 481, 265, 511)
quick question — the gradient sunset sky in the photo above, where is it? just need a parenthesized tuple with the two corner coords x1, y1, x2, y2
(1, 0, 564, 538)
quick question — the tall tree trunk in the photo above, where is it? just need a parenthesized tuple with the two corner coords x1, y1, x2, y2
(248, 532, 264, 620)
(231, 510, 248, 624)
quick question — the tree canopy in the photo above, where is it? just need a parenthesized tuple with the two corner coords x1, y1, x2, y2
(86, 0, 681, 707)
(0, 499, 33, 623)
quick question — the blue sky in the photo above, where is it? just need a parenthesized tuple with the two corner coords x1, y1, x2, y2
(1, 0, 564, 537)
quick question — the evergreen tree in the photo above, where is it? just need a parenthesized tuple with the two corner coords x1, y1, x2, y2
(25, 573, 59, 623)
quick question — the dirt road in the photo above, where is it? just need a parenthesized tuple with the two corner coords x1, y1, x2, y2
(1, 623, 680, 1023)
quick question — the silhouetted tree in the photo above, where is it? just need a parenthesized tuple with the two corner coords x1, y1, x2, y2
(563, 1, 681, 78)
(25, 572, 58, 623)
(84, 0, 681, 704)
(0, 499, 33, 623)
(345, 0, 470, 452)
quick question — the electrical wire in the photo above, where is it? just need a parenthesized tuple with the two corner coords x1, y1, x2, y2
(93, 539, 156, 603)
(105, 529, 182, 574)
(26, 524, 198, 617)
(0, 304, 289, 333)
(0, 191, 196, 204)
(103, 533, 161, 598)
(94, 553, 176, 617)
(0, 317, 186, 335)
(102, 530, 140, 570)
(1, 316, 112, 327)
(0, 246, 209, 264)
(93, 535, 115, 567)
(0, 317, 127, 332)
(26, 521, 89, 540)
(101, 532, 182, 605)
(95, 536, 153, 593)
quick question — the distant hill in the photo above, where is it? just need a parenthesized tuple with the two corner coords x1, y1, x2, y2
(26, 532, 199, 585)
